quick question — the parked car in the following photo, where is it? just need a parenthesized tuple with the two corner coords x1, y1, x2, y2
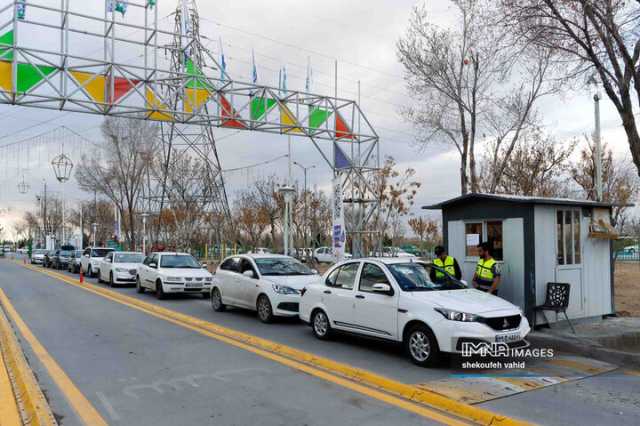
(67, 250, 84, 273)
(80, 247, 115, 277)
(98, 251, 145, 287)
(400, 244, 422, 257)
(250, 247, 273, 254)
(52, 249, 73, 270)
(211, 254, 321, 323)
(43, 250, 56, 268)
(312, 246, 352, 263)
(30, 249, 47, 265)
(299, 258, 530, 367)
(136, 252, 213, 299)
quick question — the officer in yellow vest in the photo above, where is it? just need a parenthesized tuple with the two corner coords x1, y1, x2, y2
(430, 245, 461, 283)
(472, 242, 501, 295)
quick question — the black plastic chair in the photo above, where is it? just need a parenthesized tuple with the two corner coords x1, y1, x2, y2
(534, 282, 576, 334)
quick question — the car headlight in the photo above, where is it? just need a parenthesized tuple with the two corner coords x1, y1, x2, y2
(204, 277, 213, 282)
(272, 284, 299, 295)
(434, 308, 480, 322)
(167, 276, 183, 281)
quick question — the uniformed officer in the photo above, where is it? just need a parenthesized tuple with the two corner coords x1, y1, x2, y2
(430, 245, 462, 283)
(472, 242, 501, 295)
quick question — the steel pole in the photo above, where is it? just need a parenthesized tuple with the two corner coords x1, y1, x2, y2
(594, 93, 603, 202)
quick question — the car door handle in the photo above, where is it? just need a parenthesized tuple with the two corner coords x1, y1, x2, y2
(323, 290, 332, 294)
(355, 295, 365, 299)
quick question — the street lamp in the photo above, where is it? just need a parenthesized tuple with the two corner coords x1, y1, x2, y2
(141, 212, 149, 255)
(51, 153, 74, 245)
(17, 175, 30, 194)
(91, 222, 97, 247)
(587, 75, 603, 202)
(293, 161, 316, 251)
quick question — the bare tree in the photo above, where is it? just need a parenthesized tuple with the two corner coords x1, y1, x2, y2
(397, 1, 554, 193)
(500, 0, 640, 177)
(76, 118, 158, 250)
(479, 129, 576, 196)
(408, 216, 441, 252)
(570, 138, 640, 231)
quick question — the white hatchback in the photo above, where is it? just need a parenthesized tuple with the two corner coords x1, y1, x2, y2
(299, 258, 530, 367)
(211, 254, 321, 323)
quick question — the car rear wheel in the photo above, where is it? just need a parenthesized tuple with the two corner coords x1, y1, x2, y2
(211, 288, 225, 312)
(155, 280, 166, 300)
(136, 277, 145, 293)
(311, 310, 332, 340)
(256, 295, 273, 323)
(404, 324, 440, 367)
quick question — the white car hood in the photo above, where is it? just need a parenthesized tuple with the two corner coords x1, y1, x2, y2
(408, 289, 520, 315)
(161, 268, 211, 277)
(262, 275, 321, 290)
(113, 263, 141, 270)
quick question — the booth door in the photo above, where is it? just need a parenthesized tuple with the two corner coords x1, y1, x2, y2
(554, 210, 584, 318)
(502, 219, 525, 311)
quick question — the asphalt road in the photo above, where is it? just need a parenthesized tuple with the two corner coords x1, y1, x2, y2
(1, 257, 639, 426)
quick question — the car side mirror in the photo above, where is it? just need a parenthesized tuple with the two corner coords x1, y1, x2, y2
(460, 279, 468, 286)
(372, 283, 393, 295)
(149, 262, 157, 268)
(311, 269, 319, 275)
(242, 270, 256, 279)
(201, 263, 208, 269)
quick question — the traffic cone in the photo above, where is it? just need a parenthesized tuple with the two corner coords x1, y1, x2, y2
(79, 270, 84, 284)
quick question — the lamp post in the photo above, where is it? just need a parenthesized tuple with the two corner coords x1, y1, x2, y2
(293, 161, 316, 252)
(51, 153, 74, 245)
(141, 212, 149, 255)
(91, 222, 97, 248)
(588, 76, 603, 202)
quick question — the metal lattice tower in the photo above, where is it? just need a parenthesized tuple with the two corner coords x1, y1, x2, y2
(154, 0, 230, 222)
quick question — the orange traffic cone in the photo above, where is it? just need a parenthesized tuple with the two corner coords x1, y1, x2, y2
(79, 270, 84, 284)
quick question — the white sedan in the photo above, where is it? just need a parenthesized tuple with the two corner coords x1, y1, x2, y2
(300, 258, 530, 367)
(98, 251, 145, 287)
(136, 252, 213, 299)
(211, 254, 321, 323)
(312, 246, 352, 263)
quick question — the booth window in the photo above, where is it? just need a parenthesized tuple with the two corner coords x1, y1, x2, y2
(557, 209, 581, 265)
(464, 221, 503, 261)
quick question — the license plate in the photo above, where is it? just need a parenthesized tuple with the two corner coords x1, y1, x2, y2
(496, 332, 520, 343)
(186, 283, 202, 288)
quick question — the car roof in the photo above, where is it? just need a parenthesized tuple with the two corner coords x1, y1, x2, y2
(112, 251, 143, 254)
(342, 257, 426, 265)
(153, 252, 192, 256)
(240, 253, 293, 260)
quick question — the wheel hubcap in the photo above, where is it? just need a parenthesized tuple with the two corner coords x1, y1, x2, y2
(212, 291, 221, 308)
(314, 313, 328, 336)
(258, 298, 270, 319)
(409, 331, 431, 362)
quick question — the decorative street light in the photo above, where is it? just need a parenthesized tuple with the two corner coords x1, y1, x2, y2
(51, 153, 74, 245)
(278, 185, 295, 256)
(17, 174, 30, 194)
(141, 212, 150, 255)
(293, 161, 316, 252)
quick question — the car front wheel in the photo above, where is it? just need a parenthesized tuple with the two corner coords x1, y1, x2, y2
(256, 295, 273, 323)
(155, 280, 166, 300)
(404, 324, 440, 367)
(211, 288, 225, 312)
(136, 277, 145, 293)
(311, 309, 332, 340)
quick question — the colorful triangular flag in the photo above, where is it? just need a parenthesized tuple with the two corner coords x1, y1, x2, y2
(334, 143, 352, 169)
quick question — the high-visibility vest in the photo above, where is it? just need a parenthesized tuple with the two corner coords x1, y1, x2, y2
(476, 258, 496, 283)
(433, 256, 456, 279)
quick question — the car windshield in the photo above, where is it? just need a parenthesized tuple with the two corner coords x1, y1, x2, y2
(254, 257, 315, 276)
(92, 249, 113, 257)
(160, 255, 201, 268)
(34, 249, 47, 254)
(387, 263, 467, 291)
(75, 250, 83, 256)
(60, 250, 72, 256)
(114, 253, 145, 263)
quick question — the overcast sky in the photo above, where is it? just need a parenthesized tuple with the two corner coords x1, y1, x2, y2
(0, 0, 633, 238)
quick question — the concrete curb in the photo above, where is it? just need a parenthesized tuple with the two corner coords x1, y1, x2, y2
(528, 332, 640, 368)
(0, 301, 58, 426)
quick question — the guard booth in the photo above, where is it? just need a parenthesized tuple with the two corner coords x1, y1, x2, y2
(424, 193, 619, 324)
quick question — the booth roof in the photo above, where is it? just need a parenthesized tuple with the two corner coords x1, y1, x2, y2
(423, 193, 626, 210)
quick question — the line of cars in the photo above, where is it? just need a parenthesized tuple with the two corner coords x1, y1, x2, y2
(30, 248, 530, 367)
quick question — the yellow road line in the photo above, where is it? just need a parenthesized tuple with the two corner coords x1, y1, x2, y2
(0, 296, 57, 426)
(21, 262, 533, 426)
(547, 358, 610, 376)
(0, 290, 108, 426)
(0, 349, 22, 426)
